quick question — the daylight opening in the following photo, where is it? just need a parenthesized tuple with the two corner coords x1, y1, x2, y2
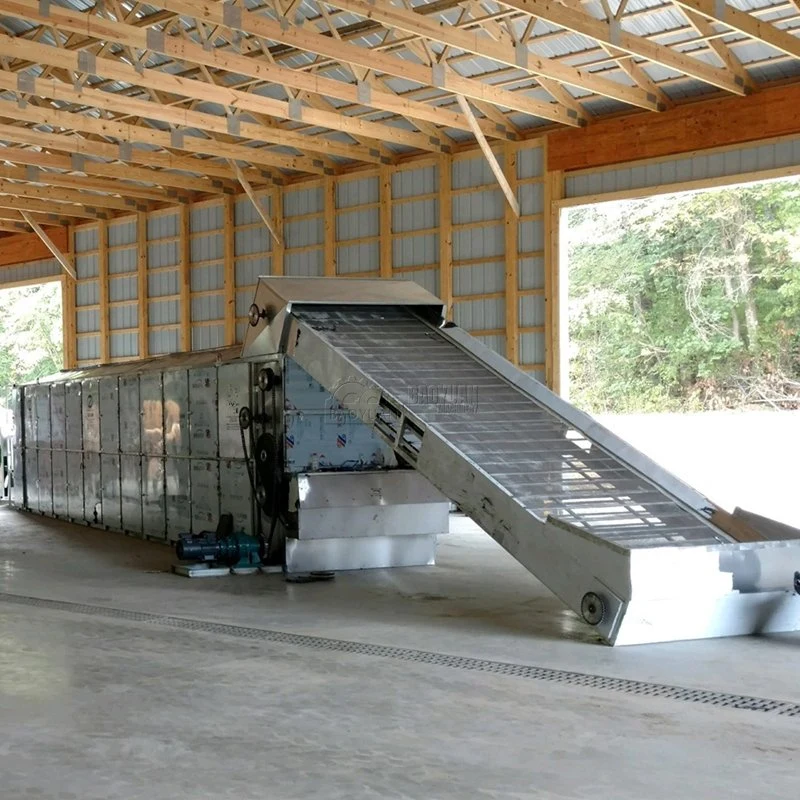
(564, 178, 800, 414)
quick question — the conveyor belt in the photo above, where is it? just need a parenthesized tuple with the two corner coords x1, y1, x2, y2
(242, 276, 800, 645)
(292, 305, 727, 551)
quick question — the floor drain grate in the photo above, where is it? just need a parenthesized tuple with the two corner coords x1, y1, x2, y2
(2, 591, 798, 718)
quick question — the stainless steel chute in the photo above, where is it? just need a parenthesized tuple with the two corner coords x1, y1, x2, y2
(244, 277, 800, 645)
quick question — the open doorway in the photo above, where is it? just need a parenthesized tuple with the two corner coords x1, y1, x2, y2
(562, 177, 800, 526)
(0, 280, 63, 497)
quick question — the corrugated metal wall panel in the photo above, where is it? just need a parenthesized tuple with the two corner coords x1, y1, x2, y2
(76, 253, 99, 279)
(149, 298, 179, 326)
(392, 165, 436, 198)
(393, 233, 436, 269)
(453, 189, 503, 224)
(147, 241, 179, 268)
(235, 194, 271, 225)
(76, 281, 99, 307)
(337, 241, 379, 274)
(519, 255, 545, 291)
(285, 249, 323, 276)
(517, 145, 544, 180)
(108, 247, 136, 274)
(192, 325, 224, 350)
(337, 176, 378, 208)
(190, 233, 223, 262)
(107, 219, 136, 247)
(453, 225, 504, 261)
(76, 308, 99, 333)
(0, 258, 61, 286)
(147, 213, 178, 240)
(452, 156, 495, 190)
(475, 333, 506, 355)
(336, 207, 379, 241)
(453, 297, 504, 331)
(519, 219, 544, 254)
(77, 336, 99, 361)
(148, 270, 179, 297)
(519, 294, 545, 327)
(75, 226, 98, 253)
(191, 294, 224, 321)
(564, 136, 800, 199)
(149, 329, 179, 355)
(190, 203, 223, 233)
(284, 186, 323, 217)
(235, 227, 271, 257)
(396, 269, 438, 296)
(109, 276, 137, 302)
(110, 331, 138, 358)
(235, 256, 269, 288)
(393, 198, 437, 233)
(453, 262, 504, 296)
(109, 304, 138, 330)
(190, 263, 224, 292)
(285, 218, 323, 248)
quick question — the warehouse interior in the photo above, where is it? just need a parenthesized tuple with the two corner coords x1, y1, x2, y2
(1, 0, 800, 797)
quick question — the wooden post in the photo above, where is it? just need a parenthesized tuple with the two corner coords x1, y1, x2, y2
(98, 219, 109, 364)
(504, 142, 519, 366)
(223, 195, 235, 346)
(179, 204, 191, 352)
(544, 166, 564, 394)
(271, 187, 284, 277)
(62, 223, 76, 369)
(379, 165, 392, 278)
(438, 153, 453, 319)
(323, 176, 336, 277)
(137, 211, 149, 360)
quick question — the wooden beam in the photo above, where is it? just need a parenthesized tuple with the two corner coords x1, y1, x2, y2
(0, 142, 233, 195)
(456, 95, 520, 217)
(3, 0, 507, 140)
(229, 161, 282, 247)
(0, 35, 369, 167)
(544, 167, 564, 394)
(20, 211, 76, 279)
(137, 211, 149, 360)
(0, 163, 184, 204)
(0, 228, 69, 268)
(327, 0, 659, 111)
(179, 204, 190, 352)
(0, 112, 263, 185)
(438, 154, 453, 320)
(0, 31, 436, 157)
(142, 0, 577, 127)
(0, 73, 324, 175)
(223, 194, 235, 346)
(0, 194, 103, 219)
(98, 220, 109, 364)
(500, 0, 746, 97)
(0, 178, 147, 213)
(379, 165, 392, 279)
(324, 176, 336, 277)
(271, 187, 284, 278)
(673, 0, 800, 60)
(547, 83, 800, 173)
(504, 143, 519, 366)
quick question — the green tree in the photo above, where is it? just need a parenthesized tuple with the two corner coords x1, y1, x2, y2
(567, 180, 800, 413)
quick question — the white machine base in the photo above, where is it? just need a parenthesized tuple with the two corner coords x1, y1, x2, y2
(285, 533, 437, 573)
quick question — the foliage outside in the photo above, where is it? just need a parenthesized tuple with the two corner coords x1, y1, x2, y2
(566, 180, 800, 413)
(0, 281, 63, 406)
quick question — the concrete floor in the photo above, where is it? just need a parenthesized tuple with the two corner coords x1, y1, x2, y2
(2, 507, 799, 799)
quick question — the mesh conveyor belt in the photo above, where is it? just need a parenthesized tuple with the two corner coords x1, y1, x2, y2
(293, 306, 728, 549)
